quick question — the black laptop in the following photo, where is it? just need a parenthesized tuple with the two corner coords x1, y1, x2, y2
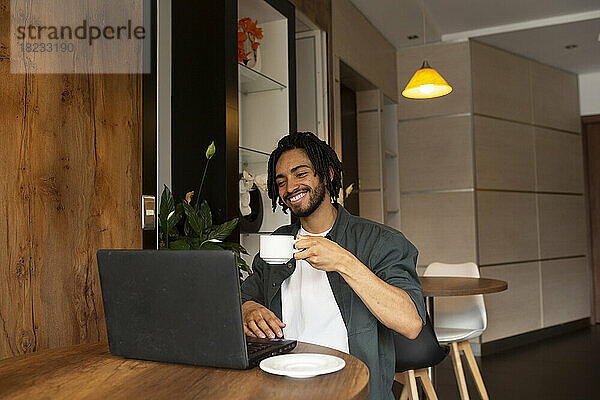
(96, 249, 296, 369)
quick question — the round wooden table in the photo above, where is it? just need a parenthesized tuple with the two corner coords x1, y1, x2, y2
(0, 342, 369, 400)
(418, 276, 508, 390)
(421, 277, 508, 297)
(420, 276, 508, 325)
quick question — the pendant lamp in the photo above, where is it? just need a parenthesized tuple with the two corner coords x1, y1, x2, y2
(402, 10, 452, 100)
(402, 60, 452, 99)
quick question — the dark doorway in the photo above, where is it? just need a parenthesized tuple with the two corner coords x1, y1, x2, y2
(583, 115, 600, 324)
(340, 84, 360, 215)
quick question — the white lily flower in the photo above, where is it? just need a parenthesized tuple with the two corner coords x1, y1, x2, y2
(254, 174, 267, 191)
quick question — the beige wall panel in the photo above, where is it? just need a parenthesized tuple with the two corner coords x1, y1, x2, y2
(397, 42, 471, 120)
(481, 263, 542, 342)
(477, 192, 539, 265)
(357, 111, 381, 191)
(538, 194, 587, 258)
(470, 41, 532, 124)
(333, 0, 397, 100)
(400, 192, 477, 267)
(474, 116, 535, 191)
(333, 57, 343, 160)
(531, 61, 580, 133)
(535, 128, 585, 193)
(398, 116, 473, 192)
(359, 190, 383, 223)
(541, 258, 591, 326)
(356, 89, 380, 112)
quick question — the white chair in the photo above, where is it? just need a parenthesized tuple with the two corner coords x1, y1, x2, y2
(424, 262, 489, 400)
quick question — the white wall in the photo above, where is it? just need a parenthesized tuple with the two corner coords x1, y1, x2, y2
(579, 72, 600, 116)
(158, 0, 171, 197)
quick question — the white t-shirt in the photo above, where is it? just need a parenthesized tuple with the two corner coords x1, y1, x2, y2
(281, 226, 350, 353)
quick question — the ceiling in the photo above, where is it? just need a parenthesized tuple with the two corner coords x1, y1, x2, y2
(348, 0, 600, 74)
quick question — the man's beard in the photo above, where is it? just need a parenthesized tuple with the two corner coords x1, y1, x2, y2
(287, 180, 326, 218)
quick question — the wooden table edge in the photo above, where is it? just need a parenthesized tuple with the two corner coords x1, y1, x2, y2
(420, 277, 508, 297)
(0, 341, 370, 400)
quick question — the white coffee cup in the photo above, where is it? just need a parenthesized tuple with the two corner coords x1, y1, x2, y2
(260, 235, 299, 264)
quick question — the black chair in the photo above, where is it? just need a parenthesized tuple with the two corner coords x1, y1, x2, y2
(394, 314, 449, 400)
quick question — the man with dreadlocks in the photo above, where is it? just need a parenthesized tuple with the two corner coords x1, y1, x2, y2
(240, 132, 425, 400)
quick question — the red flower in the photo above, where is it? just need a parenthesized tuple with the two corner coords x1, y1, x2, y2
(238, 17, 262, 63)
(238, 17, 251, 29)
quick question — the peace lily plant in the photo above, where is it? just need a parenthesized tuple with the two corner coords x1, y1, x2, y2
(158, 141, 252, 281)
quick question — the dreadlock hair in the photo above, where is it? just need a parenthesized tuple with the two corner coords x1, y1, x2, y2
(267, 132, 343, 214)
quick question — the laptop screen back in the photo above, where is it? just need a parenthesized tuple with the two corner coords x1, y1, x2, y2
(97, 249, 249, 369)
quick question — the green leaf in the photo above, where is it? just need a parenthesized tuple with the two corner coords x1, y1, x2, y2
(167, 204, 183, 231)
(236, 255, 252, 274)
(206, 141, 216, 160)
(182, 200, 205, 237)
(159, 185, 175, 229)
(169, 239, 190, 250)
(219, 241, 249, 255)
(199, 200, 212, 230)
(208, 218, 238, 241)
(199, 241, 223, 250)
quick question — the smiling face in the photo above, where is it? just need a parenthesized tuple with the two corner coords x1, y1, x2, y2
(274, 149, 328, 218)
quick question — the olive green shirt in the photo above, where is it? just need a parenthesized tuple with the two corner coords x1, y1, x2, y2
(241, 204, 426, 400)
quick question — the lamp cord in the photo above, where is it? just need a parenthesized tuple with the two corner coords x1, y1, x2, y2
(422, 11, 426, 63)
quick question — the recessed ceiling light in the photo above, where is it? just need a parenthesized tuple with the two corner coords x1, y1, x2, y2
(564, 44, 578, 49)
(407, 35, 419, 40)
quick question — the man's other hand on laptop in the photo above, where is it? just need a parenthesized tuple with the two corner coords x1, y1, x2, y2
(242, 301, 286, 339)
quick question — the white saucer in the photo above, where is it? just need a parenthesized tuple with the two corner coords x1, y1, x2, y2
(262, 258, 290, 264)
(259, 353, 346, 378)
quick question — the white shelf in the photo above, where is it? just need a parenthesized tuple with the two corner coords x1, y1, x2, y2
(238, 0, 290, 241)
(239, 63, 286, 94)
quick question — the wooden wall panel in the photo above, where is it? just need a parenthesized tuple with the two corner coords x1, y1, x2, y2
(541, 258, 590, 326)
(0, 56, 33, 358)
(356, 89, 379, 112)
(537, 194, 587, 258)
(359, 190, 383, 223)
(535, 128, 585, 193)
(398, 116, 473, 192)
(0, 1, 142, 360)
(289, 0, 331, 32)
(332, 0, 397, 100)
(356, 110, 381, 191)
(531, 61, 581, 133)
(477, 192, 539, 265)
(481, 262, 542, 342)
(474, 116, 535, 191)
(400, 192, 477, 267)
(397, 42, 471, 120)
(470, 41, 532, 124)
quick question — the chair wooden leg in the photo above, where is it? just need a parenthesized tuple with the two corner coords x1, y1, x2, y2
(394, 370, 419, 400)
(399, 386, 409, 400)
(459, 341, 489, 400)
(405, 369, 419, 400)
(395, 372, 409, 400)
(395, 372, 411, 400)
(415, 368, 438, 400)
(449, 342, 470, 400)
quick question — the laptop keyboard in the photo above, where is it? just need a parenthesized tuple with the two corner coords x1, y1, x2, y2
(246, 339, 297, 368)
(247, 341, 271, 355)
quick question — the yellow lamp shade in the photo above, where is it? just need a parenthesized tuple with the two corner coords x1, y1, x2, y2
(402, 61, 452, 99)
